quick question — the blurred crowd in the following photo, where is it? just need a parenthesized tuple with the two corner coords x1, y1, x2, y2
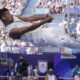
(0, 0, 28, 15)
(35, 0, 67, 14)
(0, 30, 39, 54)
(59, 14, 80, 41)
(35, 0, 80, 14)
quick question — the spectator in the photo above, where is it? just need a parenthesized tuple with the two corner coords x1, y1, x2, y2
(59, 15, 68, 34)
(74, 71, 80, 80)
(7, 63, 14, 80)
(33, 66, 39, 80)
(76, 19, 80, 40)
(45, 68, 57, 80)
(35, 0, 68, 14)
(15, 54, 28, 79)
(72, 65, 80, 77)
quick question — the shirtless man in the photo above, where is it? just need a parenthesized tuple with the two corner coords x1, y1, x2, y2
(0, 8, 80, 49)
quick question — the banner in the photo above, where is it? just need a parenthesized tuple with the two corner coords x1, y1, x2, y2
(38, 61, 48, 73)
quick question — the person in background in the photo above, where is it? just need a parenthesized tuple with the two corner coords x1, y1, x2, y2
(33, 66, 39, 80)
(72, 65, 80, 77)
(76, 19, 80, 41)
(7, 63, 14, 80)
(15, 54, 28, 80)
(59, 14, 68, 34)
(27, 65, 33, 80)
(74, 71, 80, 80)
(22, 60, 28, 80)
(45, 68, 57, 80)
